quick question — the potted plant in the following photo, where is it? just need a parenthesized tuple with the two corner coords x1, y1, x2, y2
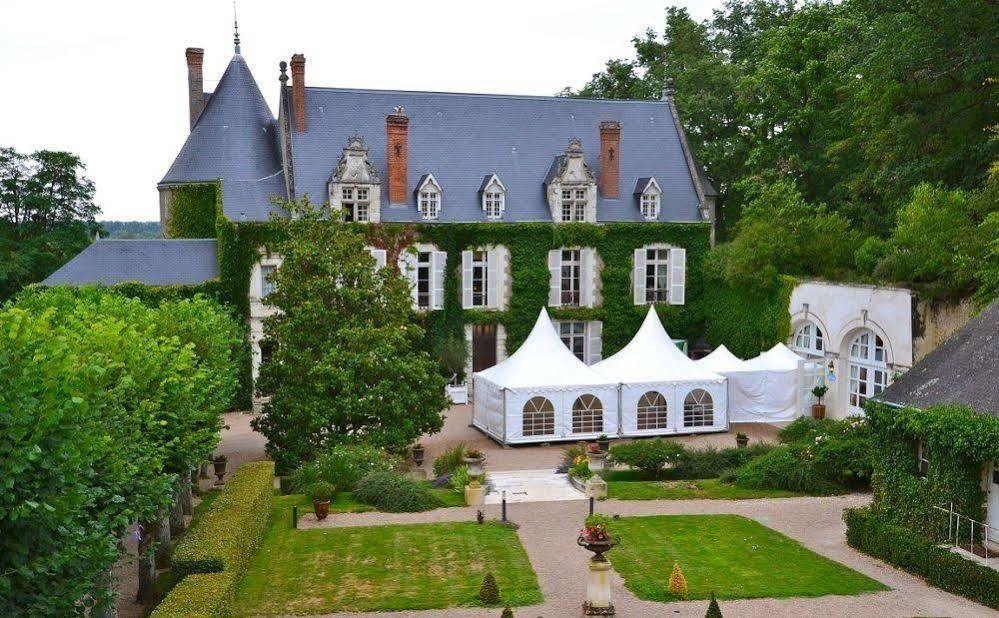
(411, 443, 425, 467)
(596, 434, 610, 452)
(308, 481, 335, 521)
(586, 442, 606, 471)
(211, 454, 228, 486)
(463, 447, 485, 476)
(577, 514, 618, 562)
(811, 384, 829, 420)
(735, 433, 749, 448)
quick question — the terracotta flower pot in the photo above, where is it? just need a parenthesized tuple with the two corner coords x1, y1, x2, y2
(313, 500, 331, 521)
(735, 435, 749, 448)
(811, 404, 826, 420)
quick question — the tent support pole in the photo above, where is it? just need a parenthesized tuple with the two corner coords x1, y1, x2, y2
(502, 388, 508, 445)
(617, 383, 624, 438)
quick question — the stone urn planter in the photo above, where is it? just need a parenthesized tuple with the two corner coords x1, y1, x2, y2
(587, 445, 606, 471)
(411, 444, 425, 467)
(596, 434, 610, 452)
(212, 454, 228, 486)
(578, 517, 618, 616)
(735, 433, 749, 449)
(464, 480, 486, 506)
(463, 449, 485, 477)
(577, 535, 619, 562)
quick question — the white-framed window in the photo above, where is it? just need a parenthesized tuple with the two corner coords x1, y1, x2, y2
(560, 249, 582, 306)
(683, 389, 714, 428)
(260, 264, 277, 298)
(549, 248, 598, 308)
(523, 396, 555, 437)
(917, 439, 929, 478)
(637, 391, 669, 430)
(560, 188, 587, 222)
(633, 245, 685, 306)
(559, 321, 586, 361)
(419, 190, 439, 220)
(644, 247, 670, 303)
(484, 191, 504, 219)
(641, 192, 660, 220)
(341, 186, 370, 222)
(400, 246, 445, 311)
(572, 394, 604, 434)
(470, 250, 489, 307)
(793, 322, 825, 357)
(415, 251, 432, 310)
(848, 329, 889, 411)
(461, 247, 506, 310)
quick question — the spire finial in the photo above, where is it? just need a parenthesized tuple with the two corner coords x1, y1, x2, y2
(233, 1, 241, 54)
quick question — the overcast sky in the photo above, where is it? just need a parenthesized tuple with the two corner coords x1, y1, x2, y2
(1, 1, 722, 221)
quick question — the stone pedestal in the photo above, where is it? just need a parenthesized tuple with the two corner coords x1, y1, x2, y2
(465, 483, 485, 506)
(585, 476, 608, 500)
(584, 558, 614, 615)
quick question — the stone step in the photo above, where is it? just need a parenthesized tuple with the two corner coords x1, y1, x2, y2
(484, 469, 586, 504)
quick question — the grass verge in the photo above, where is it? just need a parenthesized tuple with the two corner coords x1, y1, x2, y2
(606, 478, 800, 500)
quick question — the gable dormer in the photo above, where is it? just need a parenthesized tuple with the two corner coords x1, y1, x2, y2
(329, 136, 381, 222)
(415, 173, 442, 220)
(544, 138, 597, 223)
(634, 177, 662, 220)
(479, 174, 506, 220)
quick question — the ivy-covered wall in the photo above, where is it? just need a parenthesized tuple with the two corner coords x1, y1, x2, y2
(701, 274, 795, 359)
(165, 182, 220, 239)
(866, 401, 999, 536)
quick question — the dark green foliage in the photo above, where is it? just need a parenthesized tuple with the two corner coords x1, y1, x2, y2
(286, 444, 397, 494)
(779, 417, 842, 444)
(501, 605, 514, 618)
(735, 445, 838, 495)
(166, 183, 219, 239)
(433, 443, 467, 478)
(701, 273, 794, 359)
(307, 481, 335, 503)
(672, 443, 773, 480)
(478, 571, 501, 605)
(150, 571, 236, 618)
(354, 471, 443, 513)
(845, 507, 999, 610)
(609, 439, 685, 479)
(99, 220, 161, 239)
(569, 458, 593, 481)
(706, 591, 722, 617)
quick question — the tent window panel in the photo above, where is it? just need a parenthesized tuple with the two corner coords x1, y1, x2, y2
(683, 389, 713, 428)
(644, 248, 669, 303)
(572, 394, 603, 434)
(559, 321, 586, 362)
(637, 391, 668, 430)
(523, 396, 555, 437)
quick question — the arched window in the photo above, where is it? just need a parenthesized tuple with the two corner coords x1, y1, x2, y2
(792, 322, 824, 357)
(637, 391, 669, 430)
(848, 330, 888, 411)
(572, 394, 603, 434)
(522, 396, 555, 437)
(683, 389, 713, 428)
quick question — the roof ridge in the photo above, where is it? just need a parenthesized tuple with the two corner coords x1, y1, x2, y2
(301, 85, 668, 105)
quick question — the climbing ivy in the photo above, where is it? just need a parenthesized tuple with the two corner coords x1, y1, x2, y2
(701, 274, 796, 359)
(165, 182, 220, 239)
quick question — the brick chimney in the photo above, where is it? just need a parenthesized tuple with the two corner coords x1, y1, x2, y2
(386, 107, 410, 204)
(186, 48, 205, 131)
(290, 54, 307, 132)
(599, 121, 621, 198)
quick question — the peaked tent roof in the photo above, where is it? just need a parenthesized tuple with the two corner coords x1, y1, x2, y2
(734, 343, 806, 372)
(696, 345, 744, 373)
(160, 54, 286, 221)
(475, 308, 616, 390)
(878, 302, 999, 415)
(42, 239, 219, 286)
(593, 308, 724, 383)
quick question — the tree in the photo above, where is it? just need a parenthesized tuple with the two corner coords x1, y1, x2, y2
(668, 562, 689, 597)
(706, 591, 723, 617)
(252, 200, 447, 471)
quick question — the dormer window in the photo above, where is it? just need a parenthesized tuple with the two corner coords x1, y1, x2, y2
(416, 174, 442, 220)
(545, 138, 598, 223)
(329, 136, 381, 223)
(634, 177, 662, 220)
(479, 174, 506, 220)
(341, 186, 370, 222)
(561, 189, 587, 222)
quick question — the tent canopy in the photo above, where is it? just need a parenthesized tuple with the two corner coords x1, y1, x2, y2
(696, 345, 744, 373)
(475, 308, 615, 390)
(594, 308, 724, 383)
(735, 343, 805, 372)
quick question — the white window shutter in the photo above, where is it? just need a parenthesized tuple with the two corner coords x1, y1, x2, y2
(633, 247, 647, 305)
(669, 247, 686, 305)
(486, 247, 500, 309)
(368, 248, 387, 270)
(461, 250, 473, 309)
(586, 321, 603, 365)
(548, 249, 561, 307)
(397, 249, 418, 308)
(581, 248, 595, 308)
(431, 251, 446, 310)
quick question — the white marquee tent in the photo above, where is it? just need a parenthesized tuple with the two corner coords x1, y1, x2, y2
(593, 308, 728, 436)
(472, 309, 619, 444)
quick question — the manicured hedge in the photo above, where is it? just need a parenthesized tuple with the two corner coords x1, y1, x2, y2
(844, 507, 999, 610)
(172, 461, 275, 577)
(150, 571, 236, 618)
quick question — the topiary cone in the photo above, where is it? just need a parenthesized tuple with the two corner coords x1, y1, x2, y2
(478, 571, 501, 605)
(705, 591, 722, 617)
(668, 562, 688, 598)
(501, 605, 514, 618)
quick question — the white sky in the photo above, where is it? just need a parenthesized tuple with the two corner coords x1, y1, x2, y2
(1, 1, 722, 221)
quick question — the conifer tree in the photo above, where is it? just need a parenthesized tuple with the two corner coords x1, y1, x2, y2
(478, 571, 501, 605)
(668, 562, 688, 598)
(706, 591, 722, 617)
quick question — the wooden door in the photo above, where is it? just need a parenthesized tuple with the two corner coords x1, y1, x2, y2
(472, 324, 497, 372)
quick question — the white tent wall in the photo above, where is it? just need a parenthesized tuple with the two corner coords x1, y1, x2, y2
(725, 369, 800, 422)
(618, 381, 728, 436)
(471, 375, 506, 441)
(502, 385, 619, 444)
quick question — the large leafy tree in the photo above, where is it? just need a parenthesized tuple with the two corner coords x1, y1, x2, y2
(252, 202, 448, 471)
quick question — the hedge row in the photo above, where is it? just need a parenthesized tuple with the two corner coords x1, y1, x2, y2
(172, 461, 275, 577)
(149, 572, 236, 618)
(844, 507, 999, 610)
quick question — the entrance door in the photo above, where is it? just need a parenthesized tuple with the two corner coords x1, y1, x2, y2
(989, 462, 999, 537)
(472, 324, 497, 373)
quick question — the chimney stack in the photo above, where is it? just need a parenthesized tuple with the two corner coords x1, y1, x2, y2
(290, 54, 307, 132)
(186, 48, 205, 131)
(599, 121, 621, 198)
(386, 106, 410, 203)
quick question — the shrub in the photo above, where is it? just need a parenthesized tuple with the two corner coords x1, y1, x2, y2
(501, 605, 514, 618)
(735, 445, 838, 495)
(450, 465, 471, 493)
(845, 507, 999, 610)
(609, 439, 685, 478)
(433, 443, 466, 477)
(671, 443, 773, 480)
(478, 571, 501, 605)
(705, 591, 722, 617)
(150, 571, 236, 617)
(569, 456, 594, 481)
(172, 461, 275, 577)
(777, 416, 873, 490)
(354, 471, 443, 513)
(778, 417, 844, 444)
(668, 562, 688, 598)
(559, 442, 589, 473)
(307, 481, 335, 503)
(287, 444, 395, 494)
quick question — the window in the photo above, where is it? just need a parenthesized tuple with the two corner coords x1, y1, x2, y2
(341, 186, 370, 222)
(848, 330, 888, 410)
(419, 189, 439, 219)
(917, 440, 929, 478)
(644, 248, 669, 303)
(470, 250, 489, 307)
(641, 192, 660, 220)
(260, 264, 276, 298)
(415, 251, 432, 310)
(523, 396, 555, 437)
(560, 249, 581, 306)
(793, 322, 825, 357)
(637, 391, 669, 430)
(559, 321, 586, 362)
(683, 389, 713, 428)
(484, 191, 504, 219)
(572, 395, 603, 434)
(560, 188, 587, 222)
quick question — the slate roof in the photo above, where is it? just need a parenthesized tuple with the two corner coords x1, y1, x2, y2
(289, 88, 704, 223)
(43, 240, 220, 286)
(877, 302, 999, 416)
(160, 54, 286, 221)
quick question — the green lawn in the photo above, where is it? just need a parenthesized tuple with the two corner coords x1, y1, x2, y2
(609, 514, 887, 601)
(607, 478, 800, 500)
(284, 482, 465, 516)
(232, 496, 542, 614)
